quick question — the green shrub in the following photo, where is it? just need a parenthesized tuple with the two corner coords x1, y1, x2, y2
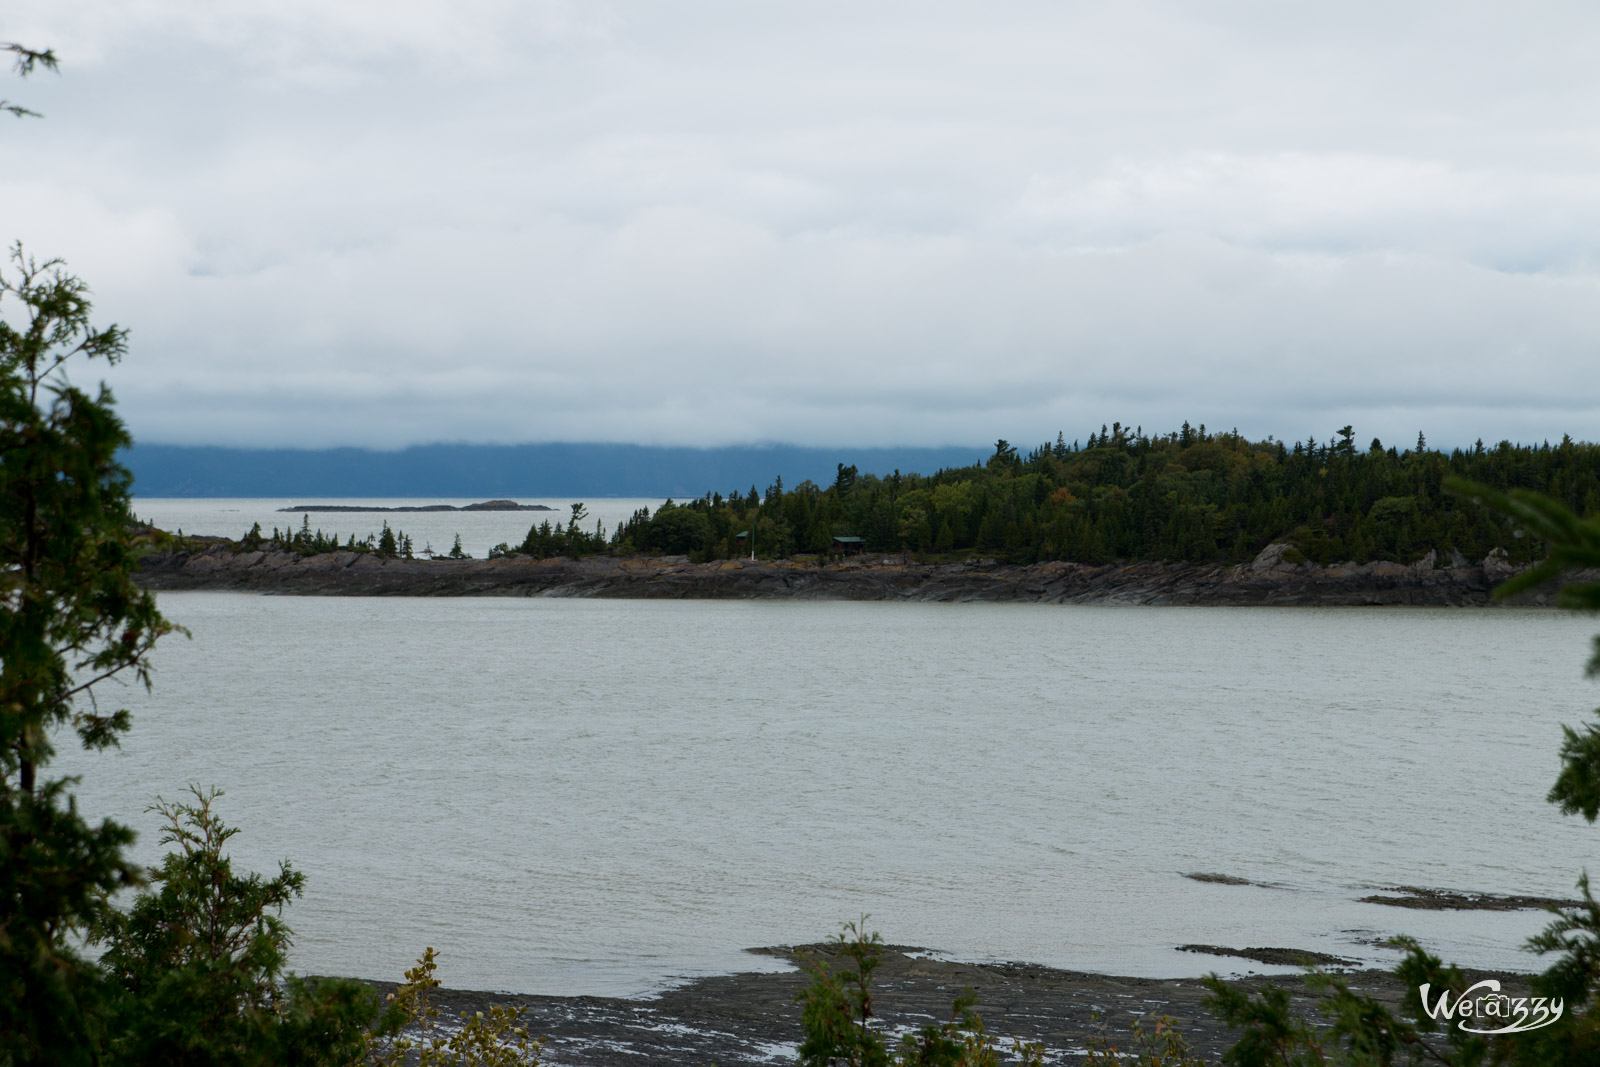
(91, 787, 379, 1066)
(795, 919, 1044, 1067)
(372, 948, 542, 1067)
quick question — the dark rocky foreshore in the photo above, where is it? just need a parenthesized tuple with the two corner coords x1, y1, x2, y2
(360, 944, 1432, 1066)
(138, 540, 1558, 606)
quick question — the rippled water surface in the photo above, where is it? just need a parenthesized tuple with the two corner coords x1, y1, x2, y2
(62, 593, 1600, 996)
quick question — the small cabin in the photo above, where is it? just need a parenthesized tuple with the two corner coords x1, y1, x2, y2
(734, 529, 750, 547)
(831, 535, 866, 555)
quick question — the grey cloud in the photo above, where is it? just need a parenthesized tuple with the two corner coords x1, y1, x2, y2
(5, 1, 1600, 450)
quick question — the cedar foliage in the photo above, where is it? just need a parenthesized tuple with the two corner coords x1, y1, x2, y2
(0, 240, 178, 1064)
(90, 788, 380, 1066)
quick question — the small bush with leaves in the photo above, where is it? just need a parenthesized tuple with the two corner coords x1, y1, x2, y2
(371, 947, 542, 1067)
(1082, 1011, 1205, 1067)
(88, 787, 544, 1066)
(795, 919, 1044, 1067)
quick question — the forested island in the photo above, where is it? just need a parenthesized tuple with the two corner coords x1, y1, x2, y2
(137, 424, 1600, 604)
(592, 424, 1585, 568)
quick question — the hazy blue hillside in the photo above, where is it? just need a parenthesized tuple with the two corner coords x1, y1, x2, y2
(124, 442, 988, 498)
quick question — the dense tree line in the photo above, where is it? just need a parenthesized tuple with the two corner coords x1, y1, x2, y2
(247, 517, 422, 559)
(226, 426, 1600, 571)
(610, 423, 1600, 567)
(490, 503, 606, 560)
(220, 425, 1600, 570)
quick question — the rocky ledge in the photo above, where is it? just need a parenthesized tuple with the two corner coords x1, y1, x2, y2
(356, 942, 1491, 1067)
(137, 541, 1563, 606)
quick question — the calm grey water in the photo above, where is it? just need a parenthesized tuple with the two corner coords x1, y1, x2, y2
(59, 591, 1600, 997)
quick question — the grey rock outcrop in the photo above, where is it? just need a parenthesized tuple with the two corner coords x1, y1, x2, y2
(1248, 542, 1300, 574)
(137, 545, 1577, 606)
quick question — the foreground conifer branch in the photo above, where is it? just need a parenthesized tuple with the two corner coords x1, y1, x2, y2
(0, 238, 183, 1062)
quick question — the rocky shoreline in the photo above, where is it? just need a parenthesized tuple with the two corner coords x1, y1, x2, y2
(358, 943, 1454, 1066)
(138, 540, 1559, 606)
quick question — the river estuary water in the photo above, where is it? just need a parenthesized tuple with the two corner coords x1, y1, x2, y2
(58, 577, 1600, 997)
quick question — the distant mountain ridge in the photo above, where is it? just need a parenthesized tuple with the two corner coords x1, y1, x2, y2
(123, 442, 989, 498)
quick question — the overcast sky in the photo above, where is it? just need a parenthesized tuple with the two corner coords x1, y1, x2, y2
(4, 2, 1599, 450)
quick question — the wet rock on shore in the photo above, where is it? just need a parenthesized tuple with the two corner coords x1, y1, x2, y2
(357, 944, 1429, 1066)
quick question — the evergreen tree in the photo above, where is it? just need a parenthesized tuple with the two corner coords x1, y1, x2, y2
(91, 789, 378, 1066)
(0, 43, 57, 120)
(0, 244, 177, 1063)
(1, 53, 395, 1060)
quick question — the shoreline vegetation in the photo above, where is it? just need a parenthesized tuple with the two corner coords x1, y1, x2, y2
(137, 427, 1600, 602)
